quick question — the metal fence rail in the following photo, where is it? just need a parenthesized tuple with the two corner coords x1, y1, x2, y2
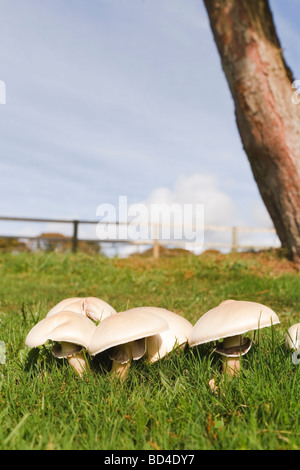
(0, 216, 278, 258)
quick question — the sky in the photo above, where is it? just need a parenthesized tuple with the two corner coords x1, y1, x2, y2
(0, 0, 299, 251)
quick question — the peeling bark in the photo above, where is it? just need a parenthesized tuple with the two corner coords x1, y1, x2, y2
(203, 0, 300, 266)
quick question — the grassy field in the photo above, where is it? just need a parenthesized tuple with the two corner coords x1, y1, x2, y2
(0, 249, 299, 450)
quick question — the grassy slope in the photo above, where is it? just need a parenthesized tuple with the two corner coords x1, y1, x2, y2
(0, 250, 299, 450)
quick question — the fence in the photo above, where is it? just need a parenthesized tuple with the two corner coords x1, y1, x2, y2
(0, 216, 279, 258)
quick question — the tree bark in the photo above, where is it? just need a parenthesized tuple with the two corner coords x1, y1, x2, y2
(203, 0, 300, 266)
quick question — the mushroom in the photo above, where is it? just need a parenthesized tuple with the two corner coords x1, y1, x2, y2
(188, 300, 280, 375)
(87, 308, 169, 380)
(46, 296, 116, 322)
(285, 323, 300, 350)
(46, 297, 82, 316)
(138, 307, 193, 363)
(25, 311, 97, 377)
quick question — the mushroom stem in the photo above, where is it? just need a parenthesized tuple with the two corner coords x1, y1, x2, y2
(67, 353, 88, 378)
(110, 359, 132, 381)
(221, 335, 243, 376)
(110, 343, 133, 381)
(222, 356, 241, 376)
(61, 342, 89, 378)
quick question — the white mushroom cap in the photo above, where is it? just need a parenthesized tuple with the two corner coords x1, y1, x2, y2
(46, 297, 82, 317)
(46, 297, 116, 322)
(84, 297, 117, 322)
(87, 308, 169, 357)
(140, 307, 193, 363)
(25, 310, 97, 357)
(188, 300, 280, 347)
(285, 323, 300, 350)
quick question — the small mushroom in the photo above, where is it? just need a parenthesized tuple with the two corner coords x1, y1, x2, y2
(188, 300, 280, 376)
(139, 307, 193, 363)
(25, 311, 97, 377)
(46, 296, 116, 322)
(285, 323, 300, 350)
(88, 308, 169, 380)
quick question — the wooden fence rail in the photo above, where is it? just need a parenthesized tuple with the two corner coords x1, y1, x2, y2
(0, 216, 278, 258)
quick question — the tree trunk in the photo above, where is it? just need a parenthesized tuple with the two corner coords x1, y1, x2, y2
(203, 0, 300, 266)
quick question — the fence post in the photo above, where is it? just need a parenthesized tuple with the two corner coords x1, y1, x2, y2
(72, 220, 79, 253)
(231, 226, 238, 252)
(153, 224, 160, 259)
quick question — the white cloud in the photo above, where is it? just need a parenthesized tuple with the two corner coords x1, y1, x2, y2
(118, 172, 240, 253)
(145, 173, 239, 226)
(126, 173, 280, 253)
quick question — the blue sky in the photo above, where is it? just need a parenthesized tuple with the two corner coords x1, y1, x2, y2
(0, 0, 299, 243)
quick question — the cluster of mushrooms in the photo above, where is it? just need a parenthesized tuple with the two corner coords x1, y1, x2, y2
(25, 297, 300, 381)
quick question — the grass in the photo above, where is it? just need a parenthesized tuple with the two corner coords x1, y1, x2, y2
(0, 249, 299, 450)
